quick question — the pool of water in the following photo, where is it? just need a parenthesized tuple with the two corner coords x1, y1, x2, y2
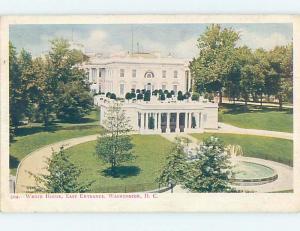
(233, 161, 278, 185)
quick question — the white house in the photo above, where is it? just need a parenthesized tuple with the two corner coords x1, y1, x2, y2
(82, 52, 218, 134)
(83, 52, 192, 97)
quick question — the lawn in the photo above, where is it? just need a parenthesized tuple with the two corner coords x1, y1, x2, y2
(219, 103, 293, 133)
(66, 135, 173, 193)
(10, 109, 103, 175)
(191, 133, 293, 166)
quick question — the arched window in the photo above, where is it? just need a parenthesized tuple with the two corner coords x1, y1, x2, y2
(144, 71, 154, 78)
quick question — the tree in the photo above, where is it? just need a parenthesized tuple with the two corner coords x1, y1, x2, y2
(190, 24, 240, 104)
(183, 136, 236, 192)
(95, 101, 135, 175)
(31, 57, 55, 126)
(166, 92, 172, 98)
(28, 146, 91, 193)
(157, 138, 187, 189)
(9, 43, 25, 133)
(267, 44, 293, 110)
(55, 82, 93, 122)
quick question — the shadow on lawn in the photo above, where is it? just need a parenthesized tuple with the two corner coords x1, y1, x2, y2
(101, 166, 141, 179)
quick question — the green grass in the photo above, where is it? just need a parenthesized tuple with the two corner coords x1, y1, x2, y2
(219, 104, 293, 133)
(10, 109, 102, 175)
(66, 135, 173, 193)
(191, 133, 293, 166)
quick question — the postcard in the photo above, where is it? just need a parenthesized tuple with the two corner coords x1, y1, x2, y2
(0, 15, 299, 212)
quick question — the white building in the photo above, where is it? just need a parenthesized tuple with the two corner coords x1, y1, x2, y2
(83, 52, 192, 97)
(83, 52, 218, 134)
(95, 96, 218, 134)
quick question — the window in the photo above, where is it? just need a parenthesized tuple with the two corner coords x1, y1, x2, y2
(120, 69, 125, 77)
(174, 70, 178, 78)
(162, 84, 166, 91)
(173, 85, 178, 94)
(92, 68, 97, 82)
(132, 69, 136, 78)
(162, 70, 166, 78)
(120, 83, 125, 95)
(99, 69, 102, 77)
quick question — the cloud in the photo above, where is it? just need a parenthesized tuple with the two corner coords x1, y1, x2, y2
(174, 37, 198, 58)
(238, 29, 291, 50)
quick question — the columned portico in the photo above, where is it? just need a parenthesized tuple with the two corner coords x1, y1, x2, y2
(97, 96, 218, 135)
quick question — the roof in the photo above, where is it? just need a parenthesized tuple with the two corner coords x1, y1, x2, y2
(85, 52, 190, 66)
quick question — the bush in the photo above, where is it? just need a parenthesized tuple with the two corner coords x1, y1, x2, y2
(106, 92, 111, 98)
(167, 92, 172, 98)
(152, 89, 158, 96)
(110, 93, 116, 100)
(177, 91, 183, 96)
(125, 92, 132, 100)
(177, 94, 184, 101)
(164, 90, 169, 95)
(137, 93, 143, 100)
(159, 93, 166, 101)
(130, 92, 136, 99)
(191, 93, 200, 101)
(170, 90, 175, 95)
(144, 91, 151, 101)
(131, 88, 135, 93)
(136, 89, 141, 93)
(158, 89, 163, 95)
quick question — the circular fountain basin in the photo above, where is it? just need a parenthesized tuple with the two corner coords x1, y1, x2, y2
(233, 161, 278, 186)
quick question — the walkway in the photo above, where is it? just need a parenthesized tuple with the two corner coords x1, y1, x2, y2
(16, 134, 100, 193)
(214, 123, 293, 140)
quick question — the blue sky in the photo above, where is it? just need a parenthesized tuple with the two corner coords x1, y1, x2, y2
(9, 23, 293, 58)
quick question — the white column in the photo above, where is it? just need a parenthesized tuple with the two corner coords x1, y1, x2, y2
(166, 113, 170, 133)
(141, 112, 145, 130)
(198, 113, 201, 129)
(176, 112, 180, 133)
(154, 113, 158, 131)
(185, 112, 188, 131)
(189, 113, 192, 129)
(145, 112, 149, 130)
(158, 112, 161, 132)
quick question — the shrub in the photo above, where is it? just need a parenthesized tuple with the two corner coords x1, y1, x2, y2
(191, 93, 200, 101)
(110, 93, 116, 100)
(125, 92, 132, 100)
(144, 91, 151, 101)
(177, 91, 183, 96)
(167, 92, 172, 98)
(164, 90, 169, 95)
(136, 89, 141, 93)
(130, 92, 136, 99)
(137, 93, 143, 100)
(170, 90, 175, 95)
(159, 93, 166, 101)
(131, 88, 135, 93)
(177, 94, 184, 101)
(106, 92, 111, 98)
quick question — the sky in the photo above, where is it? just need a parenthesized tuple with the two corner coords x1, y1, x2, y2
(9, 23, 293, 59)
